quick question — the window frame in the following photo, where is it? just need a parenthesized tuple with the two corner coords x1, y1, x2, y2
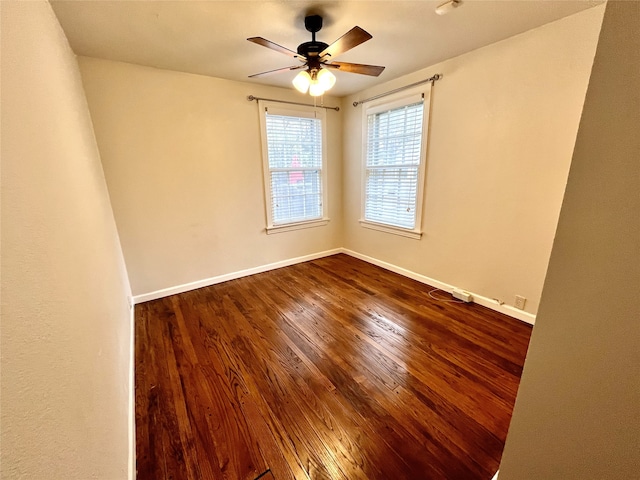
(258, 100, 329, 234)
(359, 86, 431, 240)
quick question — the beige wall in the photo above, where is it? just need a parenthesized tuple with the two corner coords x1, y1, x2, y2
(0, 2, 132, 479)
(499, 1, 640, 478)
(78, 57, 343, 297)
(342, 5, 604, 315)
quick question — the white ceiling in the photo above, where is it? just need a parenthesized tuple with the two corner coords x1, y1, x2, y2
(51, 0, 603, 97)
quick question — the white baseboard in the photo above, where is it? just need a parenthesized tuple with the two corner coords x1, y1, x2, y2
(132, 248, 343, 304)
(132, 247, 535, 325)
(128, 303, 136, 480)
(492, 470, 499, 480)
(341, 249, 536, 325)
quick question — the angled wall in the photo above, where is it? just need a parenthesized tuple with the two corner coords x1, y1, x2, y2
(499, 1, 640, 477)
(1, 2, 132, 478)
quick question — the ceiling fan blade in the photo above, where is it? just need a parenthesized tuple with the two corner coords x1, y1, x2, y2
(319, 26, 372, 59)
(248, 65, 306, 78)
(247, 37, 305, 60)
(325, 62, 385, 77)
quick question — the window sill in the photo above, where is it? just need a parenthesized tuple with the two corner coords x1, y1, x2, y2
(266, 218, 330, 234)
(359, 220, 422, 240)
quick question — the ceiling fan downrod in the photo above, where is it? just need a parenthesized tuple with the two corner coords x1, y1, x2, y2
(298, 15, 329, 59)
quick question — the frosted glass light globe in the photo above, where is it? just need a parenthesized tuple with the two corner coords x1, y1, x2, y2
(292, 70, 312, 93)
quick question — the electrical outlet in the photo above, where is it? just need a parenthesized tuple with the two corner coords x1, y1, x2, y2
(514, 295, 526, 310)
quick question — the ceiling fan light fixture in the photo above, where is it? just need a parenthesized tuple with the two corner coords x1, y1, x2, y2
(435, 0, 461, 15)
(308, 79, 325, 97)
(316, 68, 336, 91)
(292, 70, 312, 93)
(294, 68, 335, 96)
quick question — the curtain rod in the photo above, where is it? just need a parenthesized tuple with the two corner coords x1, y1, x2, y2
(352, 74, 442, 107)
(247, 95, 340, 111)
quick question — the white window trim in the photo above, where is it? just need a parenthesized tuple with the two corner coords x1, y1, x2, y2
(258, 100, 329, 233)
(359, 85, 432, 239)
(359, 219, 422, 239)
(266, 218, 329, 234)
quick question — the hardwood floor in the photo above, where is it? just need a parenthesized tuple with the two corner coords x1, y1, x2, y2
(135, 254, 532, 480)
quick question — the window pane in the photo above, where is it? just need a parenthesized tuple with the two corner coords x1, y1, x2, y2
(265, 114, 322, 169)
(366, 102, 423, 167)
(364, 167, 419, 229)
(364, 101, 423, 230)
(264, 112, 324, 225)
(271, 170, 322, 224)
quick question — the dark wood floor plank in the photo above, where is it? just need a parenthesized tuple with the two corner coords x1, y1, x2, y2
(267, 306, 446, 479)
(236, 275, 429, 480)
(310, 256, 531, 362)
(315, 255, 531, 345)
(270, 265, 514, 435)
(268, 273, 501, 475)
(290, 268, 504, 474)
(160, 301, 213, 480)
(171, 296, 271, 480)
(192, 291, 344, 480)
(135, 302, 157, 479)
(243, 272, 467, 478)
(300, 260, 526, 393)
(145, 300, 190, 479)
(211, 292, 362, 480)
(184, 303, 311, 480)
(298, 259, 529, 404)
(136, 253, 532, 479)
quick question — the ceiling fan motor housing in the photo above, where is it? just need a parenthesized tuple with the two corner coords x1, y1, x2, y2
(297, 41, 328, 58)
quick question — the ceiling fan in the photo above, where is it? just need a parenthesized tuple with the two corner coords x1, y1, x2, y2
(247, 15, 385, 96)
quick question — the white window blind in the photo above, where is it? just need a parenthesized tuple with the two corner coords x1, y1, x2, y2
(261, 104, 327, 229)
(364, 99, 425, 230)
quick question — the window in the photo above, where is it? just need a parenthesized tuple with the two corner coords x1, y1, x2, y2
(360, 86, 431, 239)
(258, 101, 328, 233)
